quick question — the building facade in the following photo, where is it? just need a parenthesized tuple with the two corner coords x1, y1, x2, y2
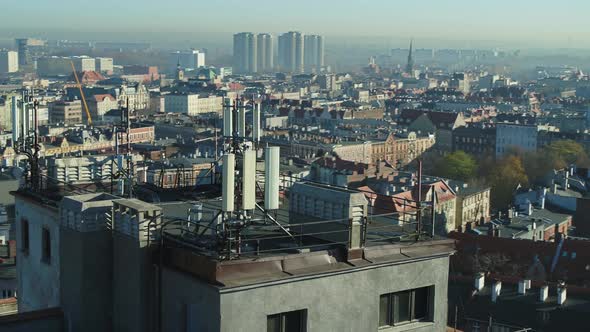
(495, 123, 538, 158)
(233, 33, 257, 74)
(164, 94, 223, 115)
(256, 33, 274, 72)
(278, 31, 304, 73)
(0, 51, 18, 73)
(50, 100, 83, 125)
(304, 35, 324, 73)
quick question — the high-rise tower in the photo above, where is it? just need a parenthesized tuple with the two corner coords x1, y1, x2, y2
(304, 35, 324, 73)
(257, 33, 274, 73)
(233, 33, 257, 74)
(405, 40, 414, 74)
(278, 32, 304, 73)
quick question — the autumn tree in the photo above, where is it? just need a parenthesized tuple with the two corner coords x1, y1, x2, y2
(488, 155, 528, 209)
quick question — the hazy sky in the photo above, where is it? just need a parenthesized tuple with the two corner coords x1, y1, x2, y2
(2, 0, 590, 48)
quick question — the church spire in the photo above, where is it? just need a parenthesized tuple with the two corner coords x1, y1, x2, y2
(405, 39, 414, 74)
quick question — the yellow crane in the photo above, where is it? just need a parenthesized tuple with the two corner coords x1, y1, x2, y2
(70, 61, 93, 126)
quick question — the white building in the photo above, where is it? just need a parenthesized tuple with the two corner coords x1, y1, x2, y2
(257, 33, 274, 72)
(71, 56, 96, 72)
(0, 50, 18, 73)
(169, 50, 205, 72)
(164, 93, 223, 116)
(278, 31, 304, 73)
(495, 123, 538, 158)
(304, 35, 324, 73)
(233, 32, 257, 74)
(96, 57, 114, 73)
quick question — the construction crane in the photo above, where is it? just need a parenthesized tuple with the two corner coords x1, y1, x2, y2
(70, 61, 93, 126)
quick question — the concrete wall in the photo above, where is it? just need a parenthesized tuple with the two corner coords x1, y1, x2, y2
(0, 316, 63, 332)
(161, 268, 221, 332)
(161, 256, 449, 332)
(112, 232, 154, 332)
(60, 229, 113, 332)
(15, 197, 60, 312)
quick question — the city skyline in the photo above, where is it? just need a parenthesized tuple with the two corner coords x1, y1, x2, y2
(2, 0, 590, 49)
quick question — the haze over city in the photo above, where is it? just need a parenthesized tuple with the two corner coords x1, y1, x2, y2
(2, 0, 590, 50)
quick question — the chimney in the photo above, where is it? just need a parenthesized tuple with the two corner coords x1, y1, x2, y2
(557, 283, 567, 305)
(491, 280, 502, 303)
(474, 273, 485, 292)
(539, 285, 549, 302)
(518, 280, 527, 295)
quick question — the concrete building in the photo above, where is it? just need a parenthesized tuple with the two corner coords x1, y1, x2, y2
(169, 50, 205, 72)
(371, 132, 436, 166)
(256, 33, 274, 72)
(164, 93, 223, 115)
(454, 186, 491, 231)
(0, 51, 18, 73)
(495, 123, 538, 158)
(37, 57, 71, 76)
(87, 94, 118, 119)
(95, 57, 114, 74)
(278, 31, 304, 73)
(304, 35, 324, 73)
(50, 100, 83, 125)
(9, 160, 455, 332)
(233, 32, 257, 74)
(114, 83, 150, 111)
(70, 56, 95, 72)
(15, 38, 45, 66)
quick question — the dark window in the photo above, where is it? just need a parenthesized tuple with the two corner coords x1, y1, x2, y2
(379, 287, 432, 327)
(21, 219, 29, 254)
(267, 309, 306, 332)
(42, 228, 51, 263)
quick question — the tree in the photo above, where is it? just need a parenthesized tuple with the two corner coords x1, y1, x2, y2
(544, 140, 590, 166)
(488, 155, 528, 209)
(434, 151, 478, 182)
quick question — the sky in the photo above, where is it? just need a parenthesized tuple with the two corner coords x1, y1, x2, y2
(2, 0, 590, 49)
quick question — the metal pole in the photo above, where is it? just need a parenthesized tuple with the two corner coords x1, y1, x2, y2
(416, 159, 422, 242)
(431, 187, 436, 238)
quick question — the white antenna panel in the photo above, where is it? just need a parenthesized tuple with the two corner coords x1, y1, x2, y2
(222, 153, 235, 212)
(264, 146, 280, 210)
(242, 150, 256, 210)
(252, 102, 262, 142)
(237, 101, 246, 138)
(223, 98, 233, 137)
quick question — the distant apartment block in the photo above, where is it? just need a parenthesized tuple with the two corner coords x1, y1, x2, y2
(233, 32, 257, 74)
(304, 35, 324, 73)
(495, 123, 538, 158)
(50, 100, 83, 125)
(96, 57, 114, 74)
(0, 51, 18, 73)
(278, 31, 304, 73)
(164, 93, 223, 115)
(169, 50, 205, 72)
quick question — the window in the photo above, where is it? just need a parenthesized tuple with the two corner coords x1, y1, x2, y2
(379, 287, 432, 327)
(42, 228, 51, 264)
(267, 309, 306, 332)
(21, 219, 29, 254)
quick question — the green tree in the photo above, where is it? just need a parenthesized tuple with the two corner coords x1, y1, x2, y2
(488, 155, 528, 209)
(435, 151, 478, 181)
(544, 140, 590, 166)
